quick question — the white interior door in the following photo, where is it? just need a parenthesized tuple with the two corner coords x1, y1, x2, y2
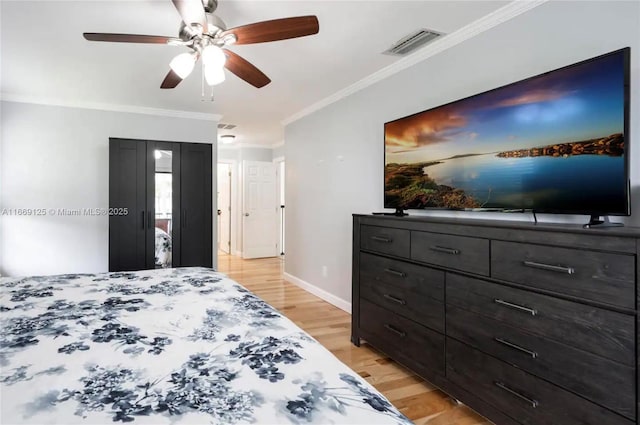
(242, 160, 277, 259)
(217, 163, 231, 254)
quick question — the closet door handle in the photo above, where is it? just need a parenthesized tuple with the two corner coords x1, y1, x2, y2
(141, 211, 145, 229)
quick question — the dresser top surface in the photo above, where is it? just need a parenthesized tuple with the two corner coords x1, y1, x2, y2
(354, 214, 640, 238)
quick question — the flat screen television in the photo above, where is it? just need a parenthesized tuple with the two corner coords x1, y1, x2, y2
(384, 47, 630, 219)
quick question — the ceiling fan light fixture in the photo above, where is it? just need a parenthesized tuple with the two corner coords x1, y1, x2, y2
(202, 45, 226, 68)
(222, 33, 237, 45)
(169, 52, 197, 79)
(204, 63, 225, 86)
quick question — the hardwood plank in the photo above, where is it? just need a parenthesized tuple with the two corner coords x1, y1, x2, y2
(217, 253, 489, 425)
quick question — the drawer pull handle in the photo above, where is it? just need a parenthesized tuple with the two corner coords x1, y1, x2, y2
(523, 260, 575, 275)
(429, 245, 460, 255)
(384, 324, 406, 337)
(494, 381, 539, 408)
(384, 268, 406, 278)
(383, 294, 406, 305)
(494, 299, 537, 316)
(494, 337, 538, 359)
(371, 236, 392, 243)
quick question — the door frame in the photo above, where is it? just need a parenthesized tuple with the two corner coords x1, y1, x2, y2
(217, 159, 239, 257)
(273, 156, 285, 257)
(216, 162, 232, 254)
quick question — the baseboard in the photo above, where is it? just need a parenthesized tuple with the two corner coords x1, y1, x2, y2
(234, 250, 243, 257)
(283, 272, 352, 314)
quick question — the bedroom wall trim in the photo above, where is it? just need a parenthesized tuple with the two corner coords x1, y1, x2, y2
(219, 143, 282, 150)
(281, 0, 548, 126)
(284, 272, 352, 314)
(0, 93, 222, 122)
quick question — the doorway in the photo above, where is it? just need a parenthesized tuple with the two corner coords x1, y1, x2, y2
(217, 163, 232, 254)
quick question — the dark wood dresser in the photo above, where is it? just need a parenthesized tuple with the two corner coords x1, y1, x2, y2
(352, 214, 640, 425)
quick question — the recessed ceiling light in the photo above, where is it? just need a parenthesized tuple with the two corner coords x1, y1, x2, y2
(220, 135, 236, 144)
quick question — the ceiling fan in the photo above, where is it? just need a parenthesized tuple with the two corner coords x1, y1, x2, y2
(83, 0, 319, 89)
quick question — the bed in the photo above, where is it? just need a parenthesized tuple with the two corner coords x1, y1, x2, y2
(0, 267, 412, 424)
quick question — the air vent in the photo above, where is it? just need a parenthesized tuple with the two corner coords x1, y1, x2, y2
(383, 29, 444, 56)
(217, 123, 237, 130)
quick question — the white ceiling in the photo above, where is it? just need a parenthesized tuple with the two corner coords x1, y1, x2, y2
(1, 0, 509, 146)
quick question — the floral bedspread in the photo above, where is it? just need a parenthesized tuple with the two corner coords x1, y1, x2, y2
(0, 267, 411, 425)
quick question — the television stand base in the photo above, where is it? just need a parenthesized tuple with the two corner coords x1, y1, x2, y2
(583, 215, 624, 229)
(372, 208, 408, 217)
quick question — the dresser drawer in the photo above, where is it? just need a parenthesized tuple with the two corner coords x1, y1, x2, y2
(446, 274, 634, 365)
(360, 253, 444, 332)
(360, 252, 444, 301)
(447, 306, 635, 418)
(360, 299, 444, 377)
(411, 231, 489, 275)
(360, 225, 410, 258)
(446, 339, 633, 425)
(491, 241, 635, 309)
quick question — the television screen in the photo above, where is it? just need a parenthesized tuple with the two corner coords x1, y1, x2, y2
(384, 48, 630, 216)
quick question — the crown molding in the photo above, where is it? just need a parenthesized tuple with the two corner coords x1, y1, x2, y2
(282, 0, 548, 126)
(218, 142, 278, 150)
(0, 93, 222, 122)
(217, 144, 242, 150)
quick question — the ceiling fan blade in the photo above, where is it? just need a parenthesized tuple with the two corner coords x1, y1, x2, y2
(83, 33, 177, 44)
(160, 70, 183, 89)
(171, 0, 208, 33)
(223, 49, 271, 88)
(220, 15, 319, 45)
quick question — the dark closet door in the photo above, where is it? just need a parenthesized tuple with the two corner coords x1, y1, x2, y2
(180, 143, 213, 267)
(109, 138, 147, 271)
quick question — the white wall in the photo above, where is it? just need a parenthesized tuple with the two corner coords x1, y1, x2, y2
(218, 146, 274, 162)
(284, 0, 640, 309)
(0, 101, 218, 276)
(272, 144, 285, 160)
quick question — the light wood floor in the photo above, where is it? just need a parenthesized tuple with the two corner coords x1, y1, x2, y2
(217, 253, 492, 425)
